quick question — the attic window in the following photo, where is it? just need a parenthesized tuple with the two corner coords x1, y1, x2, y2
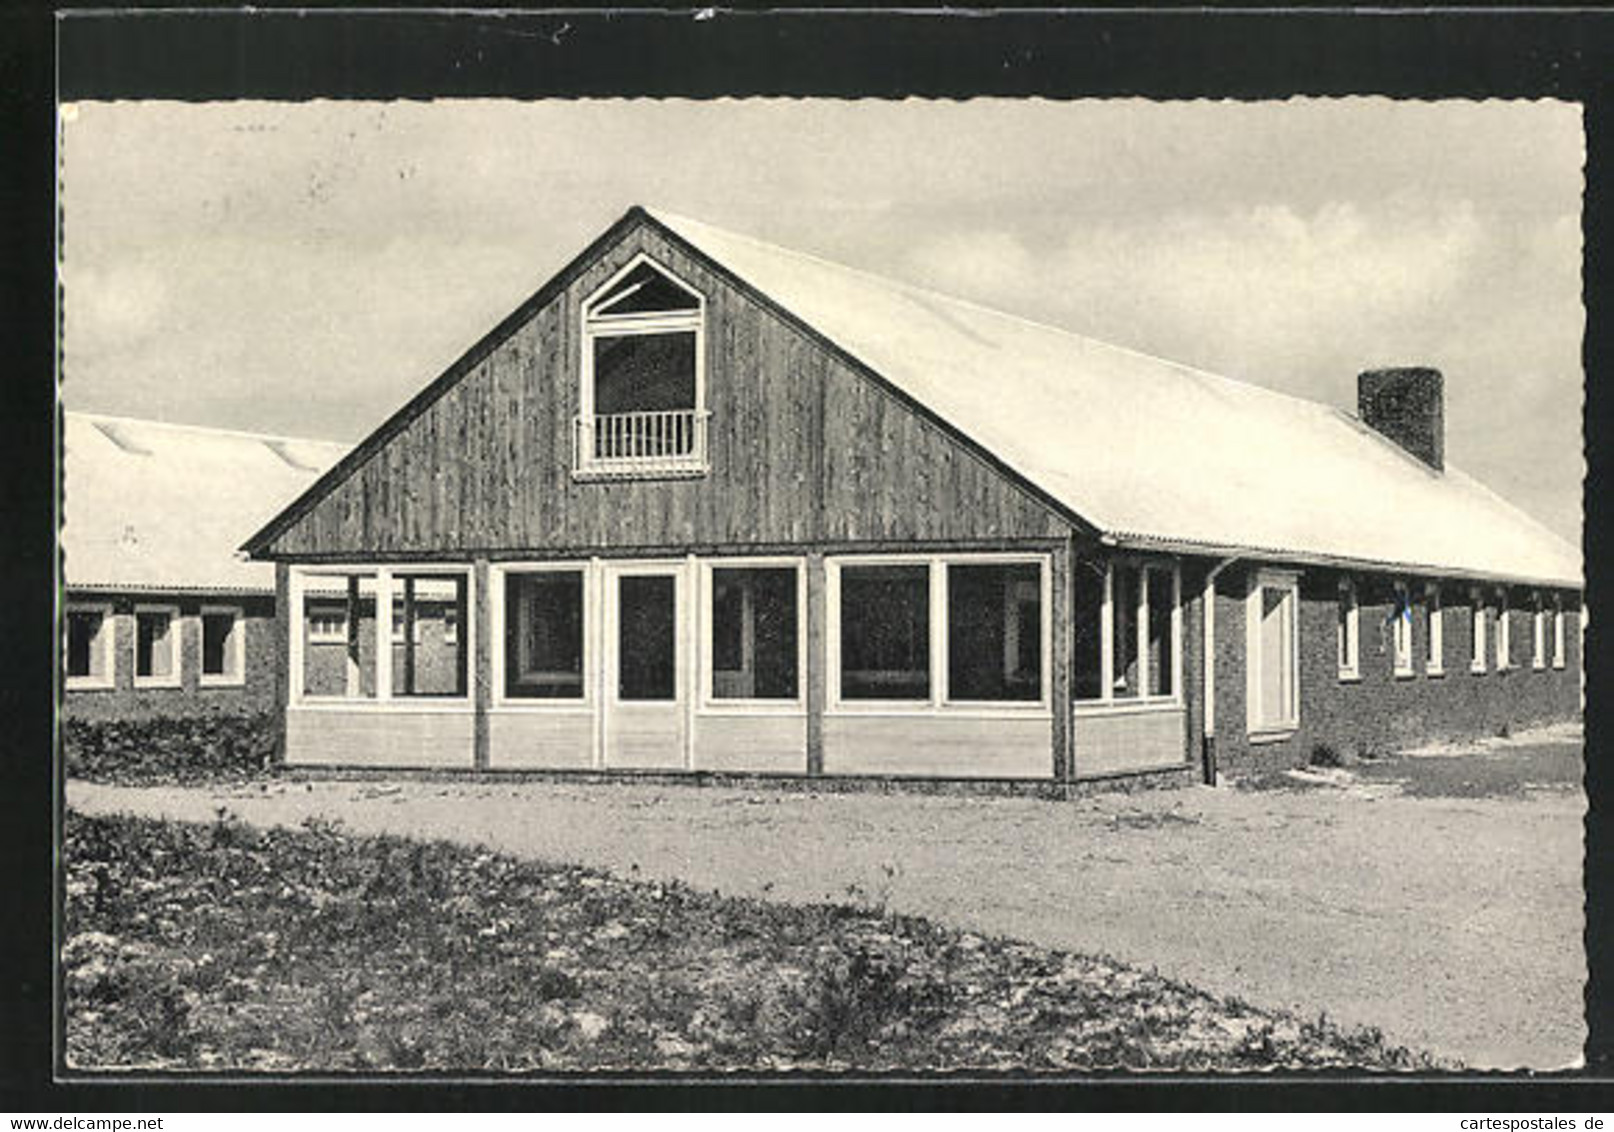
(574, 255, 708, 480)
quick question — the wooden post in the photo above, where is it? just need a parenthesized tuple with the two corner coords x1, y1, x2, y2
(1050, 537, 1073, 782)
(473, 558, 491, 771)
(805, 551, 826, 776)
(272, 561, 290, 769)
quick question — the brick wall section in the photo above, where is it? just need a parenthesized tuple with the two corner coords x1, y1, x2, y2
(1211, 565, 1581, 771)
(62, 593, 277, 722)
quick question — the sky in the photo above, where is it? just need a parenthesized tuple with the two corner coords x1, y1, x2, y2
(58, 98, 1585, 543)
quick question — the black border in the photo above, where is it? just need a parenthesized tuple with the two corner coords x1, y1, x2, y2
(4, 2, 1611, 1112)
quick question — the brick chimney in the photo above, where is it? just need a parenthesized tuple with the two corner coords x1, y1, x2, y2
(1358, 367, 1444, 471)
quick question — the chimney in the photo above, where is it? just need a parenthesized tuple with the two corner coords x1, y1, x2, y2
(1358, 367, 1444, 471)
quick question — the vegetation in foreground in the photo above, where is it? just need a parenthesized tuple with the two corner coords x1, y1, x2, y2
(63, 809, 1441, 1073)
(63, 714, 273, 785)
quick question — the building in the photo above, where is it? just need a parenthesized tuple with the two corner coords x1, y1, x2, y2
(242, 207, 1583, 783)
(62, 412, 350, 722)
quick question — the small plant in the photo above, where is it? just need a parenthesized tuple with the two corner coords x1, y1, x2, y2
(1310, 743, 1344, 768)
(1496, 721, 1513, 740)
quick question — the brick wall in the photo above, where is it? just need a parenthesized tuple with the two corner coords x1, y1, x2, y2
(62, 593, 278, 722)
(1211, 565, 1581, 771)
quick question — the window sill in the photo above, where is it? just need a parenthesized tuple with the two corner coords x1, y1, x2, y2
(133, 677, 182, 690)
(491, 699, 593, 712)
(572, 460, 709, 482)
(1426, 666, 1445, 678)
(701, 701, 808, 717)
(1554, 661, 1566, 671)
(1532, 662, 1547, 671)
(65, 679, 115, 692)
(291, 700, 475, 713)
(1338, 670, 1361, 683)
(1393, 668, 1416, 680)
(199, 676, 246, 688)
(1073, 698, 1184, 716)
(1248, 726, 1298, 745)
(1471, 664, 1488, 675)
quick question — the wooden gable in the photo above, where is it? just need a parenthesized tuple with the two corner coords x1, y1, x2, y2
(249, 211, 1072, 559)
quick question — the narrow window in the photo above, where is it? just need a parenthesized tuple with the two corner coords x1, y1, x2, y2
(65, 606, 112, 687)
(1470, 590, 1487, 674)
(579, 258, 706, 475)
(1392, 582, 1414, 677)
(1337, 578, 1359, 679)
(1072, 561, 1105, 701)
(134, 607, 178, 685)
(301, 573, 378, 699)
(840, 564, 930, 701)
(391, 574, 468, 698)
(1533, 594, 1547, 670)
(1496, 590, 1511, 670)
(947, 562, 1042, 702)
(711, 566, 799, 701)
(1145, 566, 1174, 697)
(1554, 597, 1567, 669)
(618, 574, 677, 701)
(200, 608, 243, 684)
(1111, 564, 1140, 698)
(504, 571, 585, 700)
(1248, 575, 1299, 734)
(1426, 584, 1444, 675)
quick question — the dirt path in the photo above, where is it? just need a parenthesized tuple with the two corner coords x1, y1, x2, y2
(67, 772, 1586, 1069)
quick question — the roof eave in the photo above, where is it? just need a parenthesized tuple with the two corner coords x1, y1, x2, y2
(1101, 531, 1583, 592)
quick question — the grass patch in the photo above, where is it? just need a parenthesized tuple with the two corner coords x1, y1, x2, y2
(63, 808, 1442, 1073)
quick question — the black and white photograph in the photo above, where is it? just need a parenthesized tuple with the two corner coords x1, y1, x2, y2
(48, 56, 1593, 1089)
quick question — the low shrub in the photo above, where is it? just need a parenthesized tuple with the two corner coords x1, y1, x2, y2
(1309, 744, 1345, 769)
(62, 712, 275, 784)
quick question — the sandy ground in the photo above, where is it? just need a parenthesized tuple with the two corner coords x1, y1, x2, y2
(66, 735, 1585, 1070)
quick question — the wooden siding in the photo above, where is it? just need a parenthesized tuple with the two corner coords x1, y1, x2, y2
(822, 715, 1051, 778)
(1072, 706, 1190, 777)
(486, 711, 595, 770)
(286, 708, 475, 768)
(693, 714, 808, 774)
(260, 220, 1067, 559)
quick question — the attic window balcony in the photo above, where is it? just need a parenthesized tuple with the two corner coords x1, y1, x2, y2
(572, 409, 710, 480)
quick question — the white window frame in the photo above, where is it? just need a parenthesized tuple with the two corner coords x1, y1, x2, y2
(1532, 593, 1547, 670)
(1337, 577, 1360, 682)
(199, 605, 246, 687)
(699, 557, 808, 715)
(1470, 588, 1488, 674)
(132, 603, 182, 688)
(1391, 581, 1414, 678)
(1245, 569, 1301, 740)
(1554, 596, 1567, 670)
(1425, 583, 1444, 677)
(576, 253, 708, 479)
(1496, 589, 1511, 671)
(1076, 558, 1184, 712)
(289, 565, 475, 710)
(304, 600, 348, 644)
(64, 601, 115, 691)
(490, 561, 595, 712)
(826, 551, 1053, 716)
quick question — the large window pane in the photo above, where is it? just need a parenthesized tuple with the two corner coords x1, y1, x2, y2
(593, 332, 697, 415)
(135, 610, 175, 680)
(505, 571, 584, 699)
(712, 567, 798, 700)
(947, 563, 1042, 702)
(301, 574, 377, 698)
(1257, 584, 1296, 727)
(392, 575, 468, 698)
(67, 609, 107, 680)
(1146, 568, 1174, 697)
(1112, 565, 1140, 698)
(202, 610, 239, 679)
(840, 565, 930, 700)
(1073, 562, 1104, 701)
(619, 575, 677, 701)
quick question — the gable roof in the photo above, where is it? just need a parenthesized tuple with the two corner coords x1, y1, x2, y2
(245, 206, 1581, 590)
(647, 208, 1581, 590)
(64, 412, 351, 595)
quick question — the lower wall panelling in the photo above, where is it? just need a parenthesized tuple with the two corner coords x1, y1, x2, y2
(693, 713, 808, 774)
(1072, 706, 1188, 777)
(487, 710, 595, 770)
(823, 713, 1052, 778)
(286, 708, 476, 768)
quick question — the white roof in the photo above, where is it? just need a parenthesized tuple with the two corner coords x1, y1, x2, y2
(63, 412, 351, 595)
(652, 209, 1582, 589)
